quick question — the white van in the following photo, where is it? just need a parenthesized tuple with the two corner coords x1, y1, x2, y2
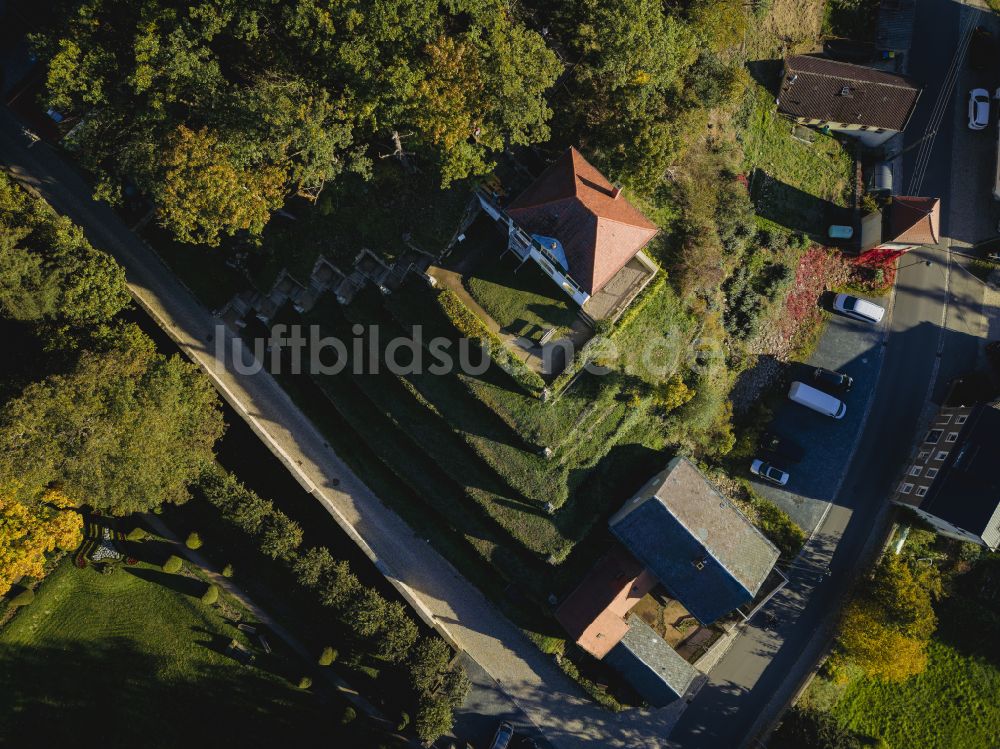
(788, 381, 847, 419)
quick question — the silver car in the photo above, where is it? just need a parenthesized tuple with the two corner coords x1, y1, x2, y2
(969, 88, 990, 130)
(833, 293, 885, 324)
(751, 459, 790, 486)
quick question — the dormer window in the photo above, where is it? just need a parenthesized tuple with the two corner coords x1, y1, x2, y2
(839, 86, 852, 96)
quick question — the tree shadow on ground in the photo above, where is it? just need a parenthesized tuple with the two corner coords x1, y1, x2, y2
(125, 566, 205, 598)
(751, 170, 848, 237)
(124, 539, 177, 566)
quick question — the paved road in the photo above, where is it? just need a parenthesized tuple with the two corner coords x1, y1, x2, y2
(0, 108, 692, 749)
(673, 3, 991, 746)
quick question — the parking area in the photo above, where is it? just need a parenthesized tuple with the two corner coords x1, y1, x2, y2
(749, 299, 887, 533)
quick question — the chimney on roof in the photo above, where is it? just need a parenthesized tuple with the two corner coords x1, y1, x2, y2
(611, 183, 623, 200)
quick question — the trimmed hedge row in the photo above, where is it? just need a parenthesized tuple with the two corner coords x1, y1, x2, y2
(195, 466, 467, 743)
(435, 289, 546, 395)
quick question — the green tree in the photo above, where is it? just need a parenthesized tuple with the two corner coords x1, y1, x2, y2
(259, 511, 303, 560)
(340, 706, 356, 724)
(414, 695, 453, 744)
(564, 0, 697, 185)
(221, 563, 234, 578)
(201, 584, 219, 605)
(162, 555, 182, 574)
(318, 646, 337, 666)
(0, 333, 225, 513)
(0, 173, 130, 325)
(185, 532, 203, 550)
(298, 676, 313, 690)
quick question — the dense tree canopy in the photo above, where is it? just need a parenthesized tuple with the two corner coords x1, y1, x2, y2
(0, 173, 130, 325)
(32, 0, 560, 243)
(0, 331, 225, 514)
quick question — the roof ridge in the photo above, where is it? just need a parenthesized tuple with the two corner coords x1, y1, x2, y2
(788, 70, 919, 91)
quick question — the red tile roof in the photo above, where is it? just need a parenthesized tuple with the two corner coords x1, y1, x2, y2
(889, 196, 940, 245)
(555, 546, 658, 659)
(505, 148, 658, 295)
(779, 55, 921, 131)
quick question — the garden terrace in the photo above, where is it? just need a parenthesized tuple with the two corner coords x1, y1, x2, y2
(0, 558, 374, 745)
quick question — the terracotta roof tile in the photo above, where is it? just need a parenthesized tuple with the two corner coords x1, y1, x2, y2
(506, 148, 658, 294)
(889, 196, 940, 245)
(778, 55, 921, 131)
(555, 546, 658, 658)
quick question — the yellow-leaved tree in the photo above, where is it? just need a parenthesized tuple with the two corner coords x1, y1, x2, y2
(0, 487, 82, 595)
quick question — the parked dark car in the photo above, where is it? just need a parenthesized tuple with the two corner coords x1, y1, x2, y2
(813, 366, 854, 392)
(490, 722, 515, 749)
(970, 26, 994, 72)
(759, 431, 805, 464)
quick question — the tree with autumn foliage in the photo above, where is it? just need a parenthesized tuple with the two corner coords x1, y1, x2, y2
(0, 486, 82, 596)
(154, 126, 287, 246)
(833, 555, 941, 682)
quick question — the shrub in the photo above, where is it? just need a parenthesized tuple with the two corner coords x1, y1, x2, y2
(298, 676, 313, 690)
(201, 584, 219, 605)
(10, 588, 34, 607)
(318, 646, 338, 666)
(340, 706, 357, 725)
(126, 527, 146, 541)
(162, 555, 182, 573)
(185, 532, 202, 550)
(221, 563, 234, 578)
(396, 711, 410, 731)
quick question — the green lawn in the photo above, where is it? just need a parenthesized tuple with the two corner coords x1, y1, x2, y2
(739, 78, 854, 237)
(802, 557, 1000, 749)
(465, 253, 580, 343)
(0, 558, 355, 747)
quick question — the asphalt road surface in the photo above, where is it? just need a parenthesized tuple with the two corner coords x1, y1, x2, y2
(673, 2, 989, 744)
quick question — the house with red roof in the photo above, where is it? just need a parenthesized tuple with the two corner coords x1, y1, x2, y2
(859, 196, 941, 258)
(478, 148, 659, 319)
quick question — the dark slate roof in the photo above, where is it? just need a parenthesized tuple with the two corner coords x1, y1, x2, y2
(604, 615, 699, 707)
(505, 148, 658, 295)
(860, 210, 884, 252)
(778, 55, 921, 131)
(919, 403, 1000, 549)
(876, 0, 915, 52)
(609, 458, 780, 625)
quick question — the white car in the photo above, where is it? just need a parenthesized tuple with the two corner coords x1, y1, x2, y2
(833, 293, 885, 324)
(969, 88, 990, 130)
(751, 459, 790, 486)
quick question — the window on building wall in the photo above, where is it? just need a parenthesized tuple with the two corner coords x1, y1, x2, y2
(918, 451, 930, 461)
(874, 128, 885, 133)
(955, 415, 968, 425)
(915, 486, 928, 497)
(946, 432, 959, 442)
(926, 468, 938, 479)
(935, 451, 948, 461)
(925, 429, 943, 443)
(909, 465, 922, 477)
(900, 483, 914, 494)
(939, 414, 952, 424)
